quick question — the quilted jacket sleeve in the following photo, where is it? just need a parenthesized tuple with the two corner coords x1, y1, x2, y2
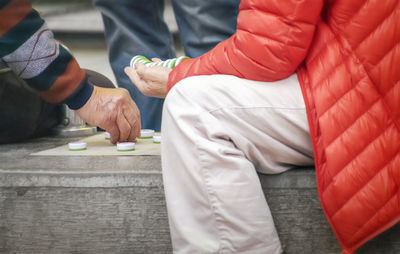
(167, 0, 324, 91)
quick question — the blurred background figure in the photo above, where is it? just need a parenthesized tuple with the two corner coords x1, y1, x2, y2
(93, 0, 240, 131)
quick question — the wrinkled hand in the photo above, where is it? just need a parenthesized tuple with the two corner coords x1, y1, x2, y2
(124, 61, 171, 98)
(76, 86, 141, 144)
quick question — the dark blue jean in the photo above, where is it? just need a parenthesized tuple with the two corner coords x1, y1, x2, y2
(93, 0, 240, 131)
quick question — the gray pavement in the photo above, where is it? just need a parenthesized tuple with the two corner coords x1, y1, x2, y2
(34, 3, 178, 34)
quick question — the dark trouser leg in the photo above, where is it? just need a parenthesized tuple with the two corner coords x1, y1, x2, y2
(0, 70, 60, 144)
(171, 0, 240, 57)
(93, 0, 174, 131)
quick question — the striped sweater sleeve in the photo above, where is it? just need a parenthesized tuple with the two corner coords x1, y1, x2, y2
(0, 0, 93, 110)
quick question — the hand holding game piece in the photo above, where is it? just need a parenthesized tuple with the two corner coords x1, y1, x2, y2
(76, 86, 141, 144)
(125, 55, 190, 98)
(124, 64, 170, 98)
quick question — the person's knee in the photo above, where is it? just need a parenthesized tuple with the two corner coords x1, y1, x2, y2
(162, 76, 212, 130)
(169, 76, 206, 97)
(165, 76, 204, 110)
(166, 75, 227, 113)
(163, 78, 193, 118)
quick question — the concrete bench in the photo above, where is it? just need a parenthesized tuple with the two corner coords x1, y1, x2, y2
(0, 136, 399, 253)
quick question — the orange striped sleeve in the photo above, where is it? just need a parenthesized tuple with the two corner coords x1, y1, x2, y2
(0, 0, 32, 36)
(39, 58, 86, 103)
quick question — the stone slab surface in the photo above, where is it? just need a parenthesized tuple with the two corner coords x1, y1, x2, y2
(0, 135, 399, 253)
(31, 133, 161, 156)
(0, 136, 161, 173)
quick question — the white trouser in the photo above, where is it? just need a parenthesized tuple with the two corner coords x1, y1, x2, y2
(161, 74, 314, 254)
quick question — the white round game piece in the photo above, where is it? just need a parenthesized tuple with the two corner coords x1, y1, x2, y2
(153, 135, 161, 143)
(140, 129, 155, 139)
(68, 141, 87, 151)
(104, 132, 110, 139)
(117, 142, 135, 151)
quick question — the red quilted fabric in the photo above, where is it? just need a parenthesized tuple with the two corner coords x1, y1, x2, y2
(167, 0, 400, 253)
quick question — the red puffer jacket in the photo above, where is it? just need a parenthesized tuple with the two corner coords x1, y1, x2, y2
(167, 0, 400, 253)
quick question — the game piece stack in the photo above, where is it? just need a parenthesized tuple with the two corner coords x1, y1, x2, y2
(130, 55, 190, 69)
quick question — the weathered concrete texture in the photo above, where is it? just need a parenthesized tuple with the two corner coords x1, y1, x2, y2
(0, 186, 171, 254)
(261, 173, 400, 254)
(0, 136, 399, 253)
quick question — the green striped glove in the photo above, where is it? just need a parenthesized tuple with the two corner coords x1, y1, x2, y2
(130, 55, 190, 69)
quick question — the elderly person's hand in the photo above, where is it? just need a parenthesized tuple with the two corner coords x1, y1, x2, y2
(76, 86, 141, 144)
(124, 60, 171, 98)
